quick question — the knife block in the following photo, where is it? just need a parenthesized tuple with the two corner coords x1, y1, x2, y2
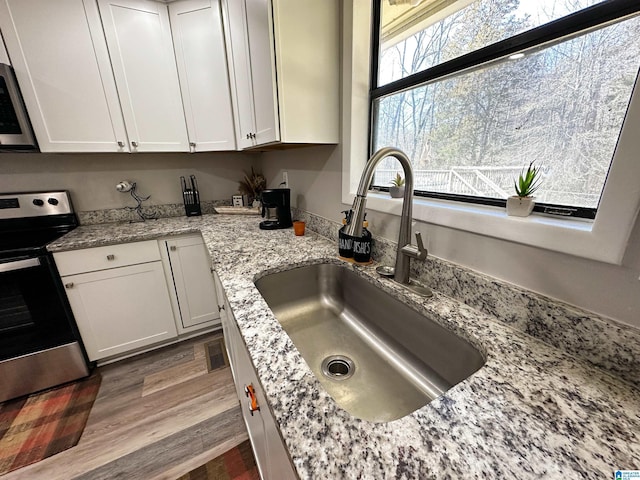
(184, 202, 201, 217)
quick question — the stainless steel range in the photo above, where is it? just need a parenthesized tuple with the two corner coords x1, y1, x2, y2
(0, 191, 89, 403)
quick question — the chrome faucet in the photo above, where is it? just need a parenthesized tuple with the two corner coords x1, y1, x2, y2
(345, 147, 431, 295)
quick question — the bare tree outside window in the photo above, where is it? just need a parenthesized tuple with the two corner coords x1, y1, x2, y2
(372, 0, 640, 211)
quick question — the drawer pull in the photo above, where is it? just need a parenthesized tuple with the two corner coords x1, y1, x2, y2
(65, 282, 74, 289)
(244, 384, 260, 415)
(106, 254, 115, 261)
(170, 246, 177, 252)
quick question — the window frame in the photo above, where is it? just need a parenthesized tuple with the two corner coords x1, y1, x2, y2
(369, 0, 640, 219)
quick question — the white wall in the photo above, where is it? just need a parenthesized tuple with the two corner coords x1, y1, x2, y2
(262, 146, 640, 330)
(0, 151, 260, 211)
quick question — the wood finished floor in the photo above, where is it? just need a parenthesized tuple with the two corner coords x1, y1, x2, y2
(3, 333, 248, 480)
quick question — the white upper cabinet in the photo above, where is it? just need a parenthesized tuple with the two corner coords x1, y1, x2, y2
(221, 0, 265, 149)
(169, 0, 236, 152)
(0, 0, 129, 152)
(222, 0, 339, 149)
(98, 0, 189, 153)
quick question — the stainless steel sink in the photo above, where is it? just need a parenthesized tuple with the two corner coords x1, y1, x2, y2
(255, 263, 485, 422)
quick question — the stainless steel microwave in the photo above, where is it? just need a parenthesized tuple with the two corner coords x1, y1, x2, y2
(0, 63, 37, 150)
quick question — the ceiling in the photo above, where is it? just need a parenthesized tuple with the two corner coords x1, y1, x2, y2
(380, 0, 475, 49)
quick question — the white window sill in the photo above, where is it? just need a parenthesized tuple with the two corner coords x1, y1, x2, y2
(348, 191, 627, 264)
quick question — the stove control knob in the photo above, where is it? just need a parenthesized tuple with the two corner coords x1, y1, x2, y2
(32, 199, 44, 206)
(48, 198, 59, 206)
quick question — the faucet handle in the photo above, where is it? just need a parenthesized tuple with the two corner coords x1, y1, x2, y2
(414, 232, 428, 260)
(401, 232, 428, 261)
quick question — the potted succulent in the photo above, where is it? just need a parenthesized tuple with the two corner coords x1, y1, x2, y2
(389, 172, 405, 198)
(507, 161, 542, 217)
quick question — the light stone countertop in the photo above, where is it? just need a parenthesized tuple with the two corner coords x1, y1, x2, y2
(48, 214, 640, 479)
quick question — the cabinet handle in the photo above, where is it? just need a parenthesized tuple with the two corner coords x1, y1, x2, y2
(65, 282, 74, 289)
(117, 141, 125, 148)
(170, 246, 177, 251)
(244, 384, 260, 415)
(106, 254, 115, 260)
(246, 133, 251, 139)
(218, 304, 225, 312)
(131, 141, 138, 148)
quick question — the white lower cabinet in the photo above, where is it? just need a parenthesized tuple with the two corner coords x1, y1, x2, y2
(56, 244, 178, 361)
(159, 234, 221, 334)
(54, 236, 220, 362)
(213, 272, 297, 480)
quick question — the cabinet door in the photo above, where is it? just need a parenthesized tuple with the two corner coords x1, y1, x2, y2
(169, 0, 236, 152)
(213, 272, 296, 480)
(98, 0, 189, 152)
(222, 0, 279, 149)
(0, 0, 129, 152)
(164, 235, 220, 333)
(63, 262, 177, 361)
(244, 0, 279, 146)
(222, 0, 257, 149)
(213, 272, 237, 380)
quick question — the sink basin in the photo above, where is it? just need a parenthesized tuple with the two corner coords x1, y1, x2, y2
(255, 263, 485, 422)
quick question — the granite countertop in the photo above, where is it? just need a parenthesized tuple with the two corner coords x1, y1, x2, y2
(48, 215, 640, 479)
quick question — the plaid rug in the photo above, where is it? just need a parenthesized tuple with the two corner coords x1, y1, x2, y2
(0, 372, 101, 475)
(177, 440, 260, 480)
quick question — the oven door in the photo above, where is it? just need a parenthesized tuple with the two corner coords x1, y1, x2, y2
(0, 254, 77, 361)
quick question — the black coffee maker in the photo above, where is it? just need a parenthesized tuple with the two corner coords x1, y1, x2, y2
(259, 188, 293, 230)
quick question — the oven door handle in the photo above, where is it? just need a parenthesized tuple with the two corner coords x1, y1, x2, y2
(0, 257, 41, 273)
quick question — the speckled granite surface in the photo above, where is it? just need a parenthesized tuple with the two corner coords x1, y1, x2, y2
(77, 200, 231, 225)
(48, 215, 640, 479)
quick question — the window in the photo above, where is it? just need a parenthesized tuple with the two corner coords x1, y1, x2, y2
(370, 0, 640, 219)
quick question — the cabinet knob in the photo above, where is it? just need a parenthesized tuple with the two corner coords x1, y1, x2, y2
(117, 141, 125, 148)
(65, 282, 74, 289)
(106, 254, 115, 261)
(170, 246, 177, 251)
(244, 384, 260, 415)
(131, 141, 138, 148)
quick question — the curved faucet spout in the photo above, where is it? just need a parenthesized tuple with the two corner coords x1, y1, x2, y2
(345, 147, 424, 286)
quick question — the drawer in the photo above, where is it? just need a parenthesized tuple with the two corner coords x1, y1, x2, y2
(53, 240, 161, 276)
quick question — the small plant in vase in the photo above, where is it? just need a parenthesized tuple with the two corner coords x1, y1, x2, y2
(389, 172, 405, 198)
(507, 161, 542, 217)
(238, 167, 266, 207)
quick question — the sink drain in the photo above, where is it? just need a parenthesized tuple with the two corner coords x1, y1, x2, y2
(321, 355, 355, 381)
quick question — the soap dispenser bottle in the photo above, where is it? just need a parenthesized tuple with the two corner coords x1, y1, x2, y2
(353, 215, 372, 263)
(338, 210, 354, 258)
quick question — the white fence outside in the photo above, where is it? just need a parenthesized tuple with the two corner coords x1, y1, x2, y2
(374, 166, 599, 206)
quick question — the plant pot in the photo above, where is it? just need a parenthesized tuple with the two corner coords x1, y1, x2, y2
(506, 196, 535, 217)
(389, 186, 405, 198)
